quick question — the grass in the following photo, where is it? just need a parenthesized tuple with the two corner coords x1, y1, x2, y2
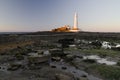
(79, 49, 120, 57)
(0, 41, 34, 53)
(66, 48, 120, 57)
(86, 64, 120, 80)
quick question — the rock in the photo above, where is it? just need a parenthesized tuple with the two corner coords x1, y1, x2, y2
(55, 73, 74, 80)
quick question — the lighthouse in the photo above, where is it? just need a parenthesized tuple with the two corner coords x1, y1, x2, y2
(73, 12, 78, 30)
(70, 12, 79, 32)
(51, 12, 80, 32)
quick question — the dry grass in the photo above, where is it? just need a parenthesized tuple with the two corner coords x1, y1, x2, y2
(0, 41, 34, 53)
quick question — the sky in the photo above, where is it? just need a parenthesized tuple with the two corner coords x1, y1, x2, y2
(0, 0, 120, 32)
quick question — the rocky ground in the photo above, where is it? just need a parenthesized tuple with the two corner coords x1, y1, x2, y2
(0, 37, 120, 80)
(0, 40, 103, 80)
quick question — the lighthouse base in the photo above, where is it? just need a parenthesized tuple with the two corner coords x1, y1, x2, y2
(69, 29, 80, 32)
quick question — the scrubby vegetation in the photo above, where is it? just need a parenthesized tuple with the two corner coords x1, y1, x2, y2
(66, 48, 120, 57)
(0, 41, 34, 53)
(86, 64, 120, 80)
(79, 49, 120, 57)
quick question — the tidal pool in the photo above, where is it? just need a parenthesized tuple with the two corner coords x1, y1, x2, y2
(83, 55, 117, 65)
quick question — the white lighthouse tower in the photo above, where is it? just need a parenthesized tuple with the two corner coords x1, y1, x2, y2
(73, 12, 78, 30)
(70, 12, 80, 32)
